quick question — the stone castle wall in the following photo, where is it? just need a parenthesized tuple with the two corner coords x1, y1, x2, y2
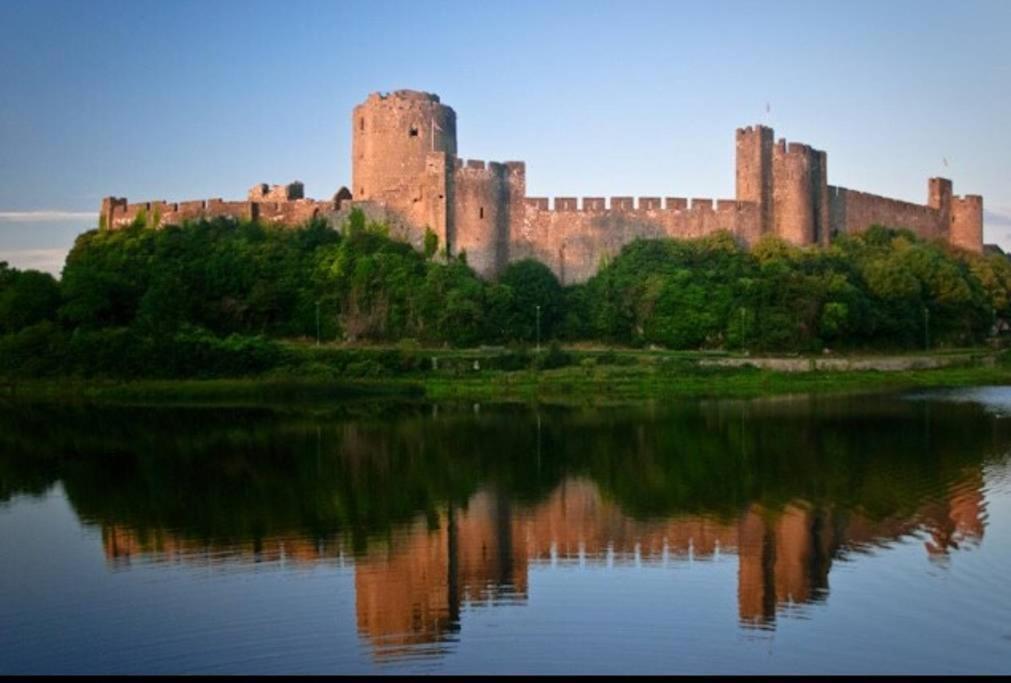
(828, 185, 945, 240)
(101, 195, 344, 232)
(452, 158, 525, 277)
(100, 89, 985, 284)
(513, 197, 760, 285)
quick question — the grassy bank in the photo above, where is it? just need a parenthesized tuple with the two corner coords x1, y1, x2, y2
(421, 362, 1011, 402)
(3, 347, 1010, 407)
(0, 377, 424, 408)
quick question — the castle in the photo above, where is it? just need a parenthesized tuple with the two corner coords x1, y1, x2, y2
(101, 89, 984, 284)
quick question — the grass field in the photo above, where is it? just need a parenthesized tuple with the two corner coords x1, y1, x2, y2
(3, 346, 1009, 407)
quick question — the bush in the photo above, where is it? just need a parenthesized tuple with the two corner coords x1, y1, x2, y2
(345, 360, 388, 378)
(0, 322, 67, 377)
(595, 350, 637, 366)
(489, 348, 533, 371)
(533, 342, 573, 370)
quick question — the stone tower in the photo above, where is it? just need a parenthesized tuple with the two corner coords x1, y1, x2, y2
(772, 140, 829, 247)
(735, 125, 774, 242)
(950, 194, 984, 253)
(351, 90, 457, 250)
(737, 127, 830, 247)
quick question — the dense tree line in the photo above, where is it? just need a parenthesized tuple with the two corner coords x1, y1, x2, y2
(1, 210, 1009, 378)
(570, 228, 1011, 351)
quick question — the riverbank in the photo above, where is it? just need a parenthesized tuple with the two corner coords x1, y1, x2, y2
(3, 347, 1010, 407)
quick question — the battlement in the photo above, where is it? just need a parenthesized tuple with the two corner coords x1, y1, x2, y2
(248, 181, 304, 202)
(518, 195, 752, 214)
(453, 158, 523, 175)
(102, 190, 342, 233)
(772, 138, 821, 158)
(736, 124, 774, 138)
(368, 89, 440, 103)
(953, 194, 983, 204)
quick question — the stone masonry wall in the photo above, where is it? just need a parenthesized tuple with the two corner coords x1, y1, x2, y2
(514, 197, 760, 285)
(451, 159, 525, 276)
(829, 185, 947, 241)
(101, 195, 343, 232)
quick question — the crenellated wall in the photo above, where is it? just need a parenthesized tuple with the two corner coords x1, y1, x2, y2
(514, 196, 759, 285)
(100, 90, 986, 285)
(100, 193, 350, 233)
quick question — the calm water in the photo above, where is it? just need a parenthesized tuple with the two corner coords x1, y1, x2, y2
(2, 389, 1011, 674)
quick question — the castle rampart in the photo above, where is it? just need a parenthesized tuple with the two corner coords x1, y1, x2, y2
(100, 191, 351, 233)
(100, 89, 985, 283)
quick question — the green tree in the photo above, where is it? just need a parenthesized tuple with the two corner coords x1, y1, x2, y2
(496, 259, 564, 343)
(0, 263, 61, 334)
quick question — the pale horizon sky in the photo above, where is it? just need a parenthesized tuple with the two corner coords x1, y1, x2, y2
(2, 0, 1010, 275)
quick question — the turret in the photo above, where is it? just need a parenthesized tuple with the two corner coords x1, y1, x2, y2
(928, 177, 952, 221)
(351, 90, 457, 202)
(932, 178, 982, 253)
(99, 196, 127, 230)
(350, 90, 458, 251)
(772, 140, 828, 246)
(735, 125, 774, 242)
(950, 194, 983, 253)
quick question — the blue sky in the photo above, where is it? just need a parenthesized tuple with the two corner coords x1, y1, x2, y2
(2, 0, 1010, 274)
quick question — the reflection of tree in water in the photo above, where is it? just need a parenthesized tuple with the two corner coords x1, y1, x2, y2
(0, 395, 1002, 655)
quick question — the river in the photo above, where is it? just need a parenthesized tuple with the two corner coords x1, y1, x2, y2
(1, 389, 1010, 674)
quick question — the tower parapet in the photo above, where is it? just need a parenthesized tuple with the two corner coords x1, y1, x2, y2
(248, 181, 304, 202)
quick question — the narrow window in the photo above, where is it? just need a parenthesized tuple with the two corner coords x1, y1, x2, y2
(409, 126, 418, 137)
(479, 207, 484, 219)
(359, 118, 364, 131)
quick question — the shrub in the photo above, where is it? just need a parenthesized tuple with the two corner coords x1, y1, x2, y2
(533, 342, 573, 370)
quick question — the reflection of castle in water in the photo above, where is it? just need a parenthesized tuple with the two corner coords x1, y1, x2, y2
(101, 470, 985, 656)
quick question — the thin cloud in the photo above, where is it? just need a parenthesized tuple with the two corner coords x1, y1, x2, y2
(984, 208, 1011, 228)
(0, 210, 96, 222)
(0, 248, 69, 276)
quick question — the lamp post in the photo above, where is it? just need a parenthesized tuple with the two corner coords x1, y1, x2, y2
(923, 306, 930, 351)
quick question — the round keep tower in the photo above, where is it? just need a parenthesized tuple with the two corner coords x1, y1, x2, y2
(351, 90, 457, 202)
